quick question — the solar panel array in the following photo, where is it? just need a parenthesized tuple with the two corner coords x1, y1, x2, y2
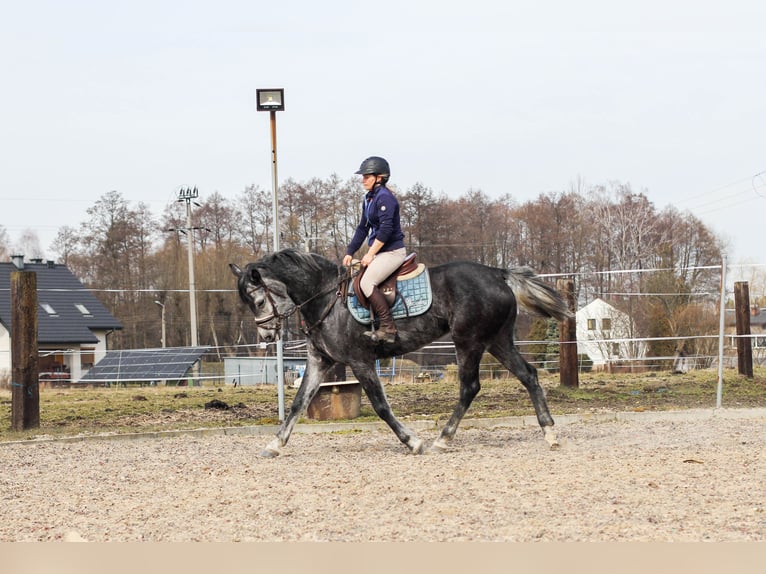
(78, 347, 209, 382)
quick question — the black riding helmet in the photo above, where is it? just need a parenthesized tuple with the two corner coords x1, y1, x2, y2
(355, 156, 390, 183)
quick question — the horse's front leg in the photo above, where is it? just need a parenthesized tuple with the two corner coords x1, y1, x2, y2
(431, 346, 482, 453)
(351, 363, 426, 455)
(260, 347, 333, 458)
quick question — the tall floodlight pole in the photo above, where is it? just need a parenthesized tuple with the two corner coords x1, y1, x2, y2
(257, 88, 286, 421)
(179, 186, 200, 385)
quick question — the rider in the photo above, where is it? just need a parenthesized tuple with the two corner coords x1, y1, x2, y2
(343, 156, 406, 343)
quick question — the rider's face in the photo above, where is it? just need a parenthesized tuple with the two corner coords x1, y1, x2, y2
(362, 173, 376, 191)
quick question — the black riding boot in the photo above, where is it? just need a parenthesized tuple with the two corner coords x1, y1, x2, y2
(364, 287, 397, 343)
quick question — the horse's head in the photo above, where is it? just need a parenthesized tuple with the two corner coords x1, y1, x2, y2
(230, 262, 292, 342)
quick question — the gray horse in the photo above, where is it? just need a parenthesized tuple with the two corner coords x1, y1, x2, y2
(230, 249, 571, 457)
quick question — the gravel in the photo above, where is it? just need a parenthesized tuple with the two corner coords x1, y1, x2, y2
(1, 409, 764, 542)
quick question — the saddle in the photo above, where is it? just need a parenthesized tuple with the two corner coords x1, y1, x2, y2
(352, 252, 424, 309)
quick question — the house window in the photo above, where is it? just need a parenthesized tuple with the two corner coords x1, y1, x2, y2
(601, 318, 612, 330)
(40, 303, 58, 316)
(611, 343, 620, 356)
(587, 319, 596, 330)
(75, 304, 92, 317)
(80, 347, 95, 369)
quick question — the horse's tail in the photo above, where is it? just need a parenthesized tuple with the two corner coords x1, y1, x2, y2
(506, 267, 573, 321)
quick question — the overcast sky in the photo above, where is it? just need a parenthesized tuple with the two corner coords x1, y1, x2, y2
(2, 0, 765, 278)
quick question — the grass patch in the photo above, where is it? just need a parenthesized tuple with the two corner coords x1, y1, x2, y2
(0, 368, 764, 442)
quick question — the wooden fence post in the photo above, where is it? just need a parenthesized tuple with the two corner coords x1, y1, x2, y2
(557, 278, 579, 388)
(11, 270, 40, 431)
(734, 281, 754, 379)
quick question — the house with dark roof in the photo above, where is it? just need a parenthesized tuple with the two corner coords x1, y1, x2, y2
(0, 255, 122, 385)
(725, 306, 766, 351)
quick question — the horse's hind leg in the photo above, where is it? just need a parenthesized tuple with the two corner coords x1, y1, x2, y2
(489, 339, 559, 449)
(350, 363, 426, 454)
(431, 346, 483, 453)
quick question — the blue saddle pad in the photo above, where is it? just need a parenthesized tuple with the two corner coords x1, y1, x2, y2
(347, 269, 433, 325)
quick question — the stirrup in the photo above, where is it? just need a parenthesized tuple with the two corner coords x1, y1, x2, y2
(363, 329, 397, 343)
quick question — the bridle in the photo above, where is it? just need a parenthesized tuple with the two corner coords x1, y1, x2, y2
(247, 266, 358, 336)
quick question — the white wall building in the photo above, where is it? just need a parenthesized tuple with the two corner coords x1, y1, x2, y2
(576, 297, 646, 369)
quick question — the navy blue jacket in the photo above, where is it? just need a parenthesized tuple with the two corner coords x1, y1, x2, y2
(346, 185, 405, 256)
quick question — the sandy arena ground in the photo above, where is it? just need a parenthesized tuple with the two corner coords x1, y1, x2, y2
(1, 409, 764, 542)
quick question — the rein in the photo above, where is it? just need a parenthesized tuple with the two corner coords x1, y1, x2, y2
(252, 266, 358, 335)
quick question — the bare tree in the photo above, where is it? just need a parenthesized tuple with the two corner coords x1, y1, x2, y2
(15, 229, 43, 259)
(236, 184, 271, 257)
(400, 182, 436, 256)
(195, 191, 236, 251)
(49, 226, 80, 266)
(0, 225, 11, 261)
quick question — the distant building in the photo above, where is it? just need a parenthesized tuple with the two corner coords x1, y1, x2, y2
(0, 255, 122, 386)
(725, 305, 766, 352)
(576, 297, 646, 369)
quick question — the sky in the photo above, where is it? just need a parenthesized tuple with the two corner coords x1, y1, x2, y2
(2, 0, 765, 279)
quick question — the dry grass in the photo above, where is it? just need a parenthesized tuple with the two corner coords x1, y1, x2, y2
(1, 367, 764, 442)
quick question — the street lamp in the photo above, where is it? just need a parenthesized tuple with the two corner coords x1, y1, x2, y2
(257, 87, 286, 421)
(256, 88, 284, 254)
(154, 300, 166, 348)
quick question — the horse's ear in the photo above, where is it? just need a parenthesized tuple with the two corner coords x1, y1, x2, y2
(229, 263, 243, 278)
(248, 267, 262, 284)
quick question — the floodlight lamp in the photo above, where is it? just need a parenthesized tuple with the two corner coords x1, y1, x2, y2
(256, 88, 285, 111)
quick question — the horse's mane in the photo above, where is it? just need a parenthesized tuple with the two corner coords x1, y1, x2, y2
(258, 249, 324, 273)
(253, 249, 340, 289)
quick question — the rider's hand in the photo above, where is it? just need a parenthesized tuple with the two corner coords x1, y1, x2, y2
(361, 253, 375, 267)
(342, 254, 353, 267)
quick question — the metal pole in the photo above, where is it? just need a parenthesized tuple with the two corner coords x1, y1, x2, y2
(270, 110, 285, 421)
(183, 193, 200, 386)
(186, 198, 199, 350)
(716, 253, 727, 409)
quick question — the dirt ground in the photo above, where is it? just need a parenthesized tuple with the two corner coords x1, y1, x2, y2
(1, 408, 764, 542)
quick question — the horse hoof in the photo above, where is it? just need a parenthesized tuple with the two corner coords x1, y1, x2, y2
(260, 448, 280, 458)
(430, 437, 450, 453)
(544, 428, 559, 450)
(409, 438, 426, 455)
(260, 438, 282, 458)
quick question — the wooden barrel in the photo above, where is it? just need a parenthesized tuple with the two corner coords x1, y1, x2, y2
(306, 380, 362, 420)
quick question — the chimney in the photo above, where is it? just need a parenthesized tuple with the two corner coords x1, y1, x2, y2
(46, 260, 55, 268)
(11, 254, 24, 269)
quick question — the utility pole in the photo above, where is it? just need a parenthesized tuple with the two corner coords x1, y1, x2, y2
(178, 186, 200, 385)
